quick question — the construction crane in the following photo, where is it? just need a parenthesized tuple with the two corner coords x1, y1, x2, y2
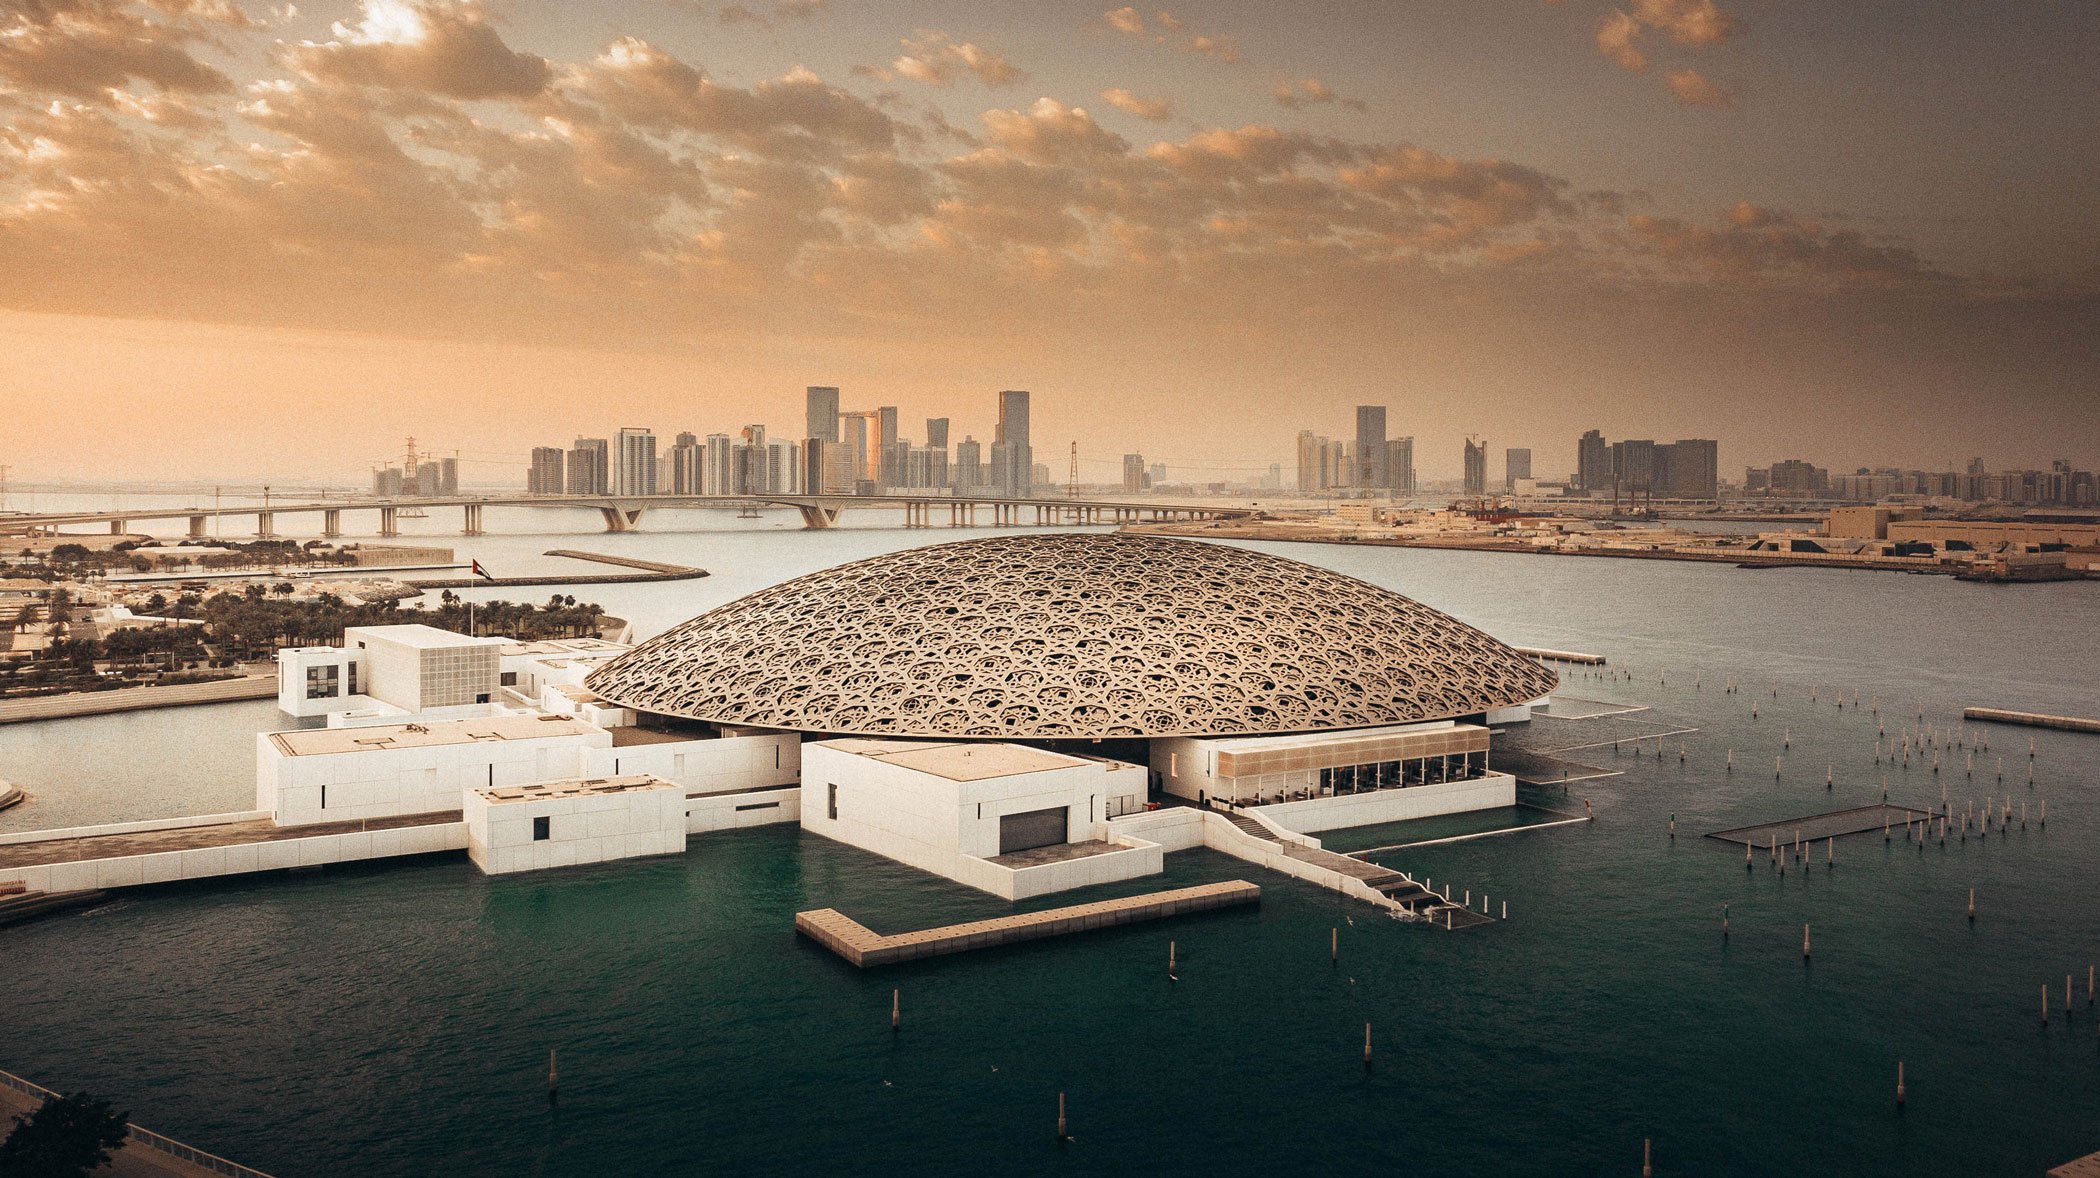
(1067, 441, 1079, 499)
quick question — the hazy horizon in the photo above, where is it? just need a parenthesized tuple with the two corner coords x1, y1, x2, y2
(2, 0, 2094, 484)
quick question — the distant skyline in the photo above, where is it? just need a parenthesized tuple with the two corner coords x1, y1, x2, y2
(1, 1, 2094, 482)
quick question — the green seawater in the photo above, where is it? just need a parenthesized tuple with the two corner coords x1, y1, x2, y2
(3, 511, 2099, 1175)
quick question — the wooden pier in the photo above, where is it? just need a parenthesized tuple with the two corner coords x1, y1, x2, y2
(1513, 646, 1608, 665)
(1962, 707, 2100, 735)
(795, 880, 1260, 968)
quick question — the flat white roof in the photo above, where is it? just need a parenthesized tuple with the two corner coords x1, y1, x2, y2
(346, 624, 504, 650)
(500, 637, 630, 656)
(1191, 720, 1466, 756)
(269, 713, 598, 756)
(814, 738, 1091, 782)
(476, 773, 676, 804)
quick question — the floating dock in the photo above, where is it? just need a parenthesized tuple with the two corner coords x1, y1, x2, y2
(1962, 707, 2100, 735)
(1707, 804, 1938, 848)
(795, 880, 1260, 968)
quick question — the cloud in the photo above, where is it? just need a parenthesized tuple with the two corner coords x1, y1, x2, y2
(1273, 78, 1366, 112)
(1596, 12, 1648, 74)
(1628, 203, 1944, 286)
(1099, 87, 1173, 121)
(1155, 10, 1184, 31)
(0, 0, 239, 98)
(290, 0, 552, 99)
(878, 29, 1026, 88)
(1185, 34, 1240, 62)
(1633, 0, 1741, 46)
(1665, 68, 1733, 109)
(1103, 6, 1145, 35)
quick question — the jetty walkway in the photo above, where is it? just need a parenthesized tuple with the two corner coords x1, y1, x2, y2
(797, 880, 1260, 967)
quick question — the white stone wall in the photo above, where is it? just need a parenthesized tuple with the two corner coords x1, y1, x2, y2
(683, 786, 801, 833)
(464, 782, 685, 876)
(1253, 773, 1516, 834)
(0, 821, 467, 894)
(588, 732, 800, 797)
(257, 728, 610, 825)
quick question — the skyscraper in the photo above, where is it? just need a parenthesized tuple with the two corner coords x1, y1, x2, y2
(1355, 405, 1388, 490)
(877, 406, 901, 487)
(1576, 429, 1610, 493)
(806, 386, 840, 444)
(995, 390, 1031, 496)
(1504, 448, 1532, 489)
(1463, 437, 1487, 495)
(1657, 439, 1718, 499)
(1123, 453, 1146, 492)
(670, 434, 703, 495)
(954, 436, 983, 491)
(615, 427, 657, 496)
(703, 433, 733, 495)
(1385, 437, 1415, 496)
(528, 447, 564, 494)
(925, 418, 949, 451)
(1296, 431, 1323, 493)
(567, 437, 609, 495)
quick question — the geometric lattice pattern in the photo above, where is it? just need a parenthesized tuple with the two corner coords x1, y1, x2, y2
(585, 533, 1559, 740)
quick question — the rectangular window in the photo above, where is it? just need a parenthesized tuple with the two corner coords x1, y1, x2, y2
(734, 801, 780, 812)
(532, 816, 550, 841)
(499, 671, 518, 686)
(827, 783, 839, 821)
(304, 664, 340, 700)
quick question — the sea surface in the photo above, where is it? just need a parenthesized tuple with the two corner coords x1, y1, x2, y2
(4, 498, 2099, 1176)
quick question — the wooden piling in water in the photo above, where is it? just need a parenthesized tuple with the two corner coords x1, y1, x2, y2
(1057, 1092, 1068, 1140)
(1364, 1022, 1372, 1069)
(548, 1048, 558, 1106)
(1896, 1061, 1905, 1108)
(1803, 924, 1811, 960)
(892, 988, 901, 1031)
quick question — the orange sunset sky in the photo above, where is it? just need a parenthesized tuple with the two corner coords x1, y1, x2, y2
(1, 0, 2094, 486)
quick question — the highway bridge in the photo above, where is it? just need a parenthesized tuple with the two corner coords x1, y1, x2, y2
(1, 493, 1252, 537)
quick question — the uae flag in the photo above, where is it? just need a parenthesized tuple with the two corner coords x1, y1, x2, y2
(471, 560, 496, 583)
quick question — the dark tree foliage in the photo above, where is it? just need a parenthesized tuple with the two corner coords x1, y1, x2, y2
(0, 1091, 130, 1177)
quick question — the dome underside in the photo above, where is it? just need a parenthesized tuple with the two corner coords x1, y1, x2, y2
(585, 534, 1558, 739)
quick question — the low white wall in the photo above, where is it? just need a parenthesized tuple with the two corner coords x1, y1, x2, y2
(0, 811, 269, 848)
(684, 786, 801, 833)
(1002, 838, 1163, 901)
(1107, 807, 1206, 852)
(1254, 774, 1515, 835)
(0, 822, 467, 894)
(596, 733, 800, 798)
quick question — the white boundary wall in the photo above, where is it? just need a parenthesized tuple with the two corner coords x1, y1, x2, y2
(0, 822, 467, 894)
(1253, 773, 1516, 835)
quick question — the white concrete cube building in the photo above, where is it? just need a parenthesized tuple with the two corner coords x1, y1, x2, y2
(278, 624, 508, 718)
(465, 774, 686, 875)
(801, 739, 1163, 900)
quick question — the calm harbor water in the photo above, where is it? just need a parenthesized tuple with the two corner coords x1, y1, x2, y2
(4, 501, 2099, 1175)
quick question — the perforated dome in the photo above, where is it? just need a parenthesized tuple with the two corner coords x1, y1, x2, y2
(585, 533, 1557, 739)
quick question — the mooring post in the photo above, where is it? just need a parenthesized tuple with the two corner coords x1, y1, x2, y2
(548, 1048, 558, 1106)
(1331, 927, 1338, 965)
(1896, 1061, 1905, 1108)
(1363, 1022, 1374, 1069)
(1968, 888, 1975, 923)
(1057, 1092, 1068, 1141)
(1643, 1138, 1653, 1178)
(1803, 924, 1811, 960)
(892, 988, 901, 1032)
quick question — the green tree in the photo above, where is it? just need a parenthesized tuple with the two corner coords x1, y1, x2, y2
(0, 1091, 130, 1177)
